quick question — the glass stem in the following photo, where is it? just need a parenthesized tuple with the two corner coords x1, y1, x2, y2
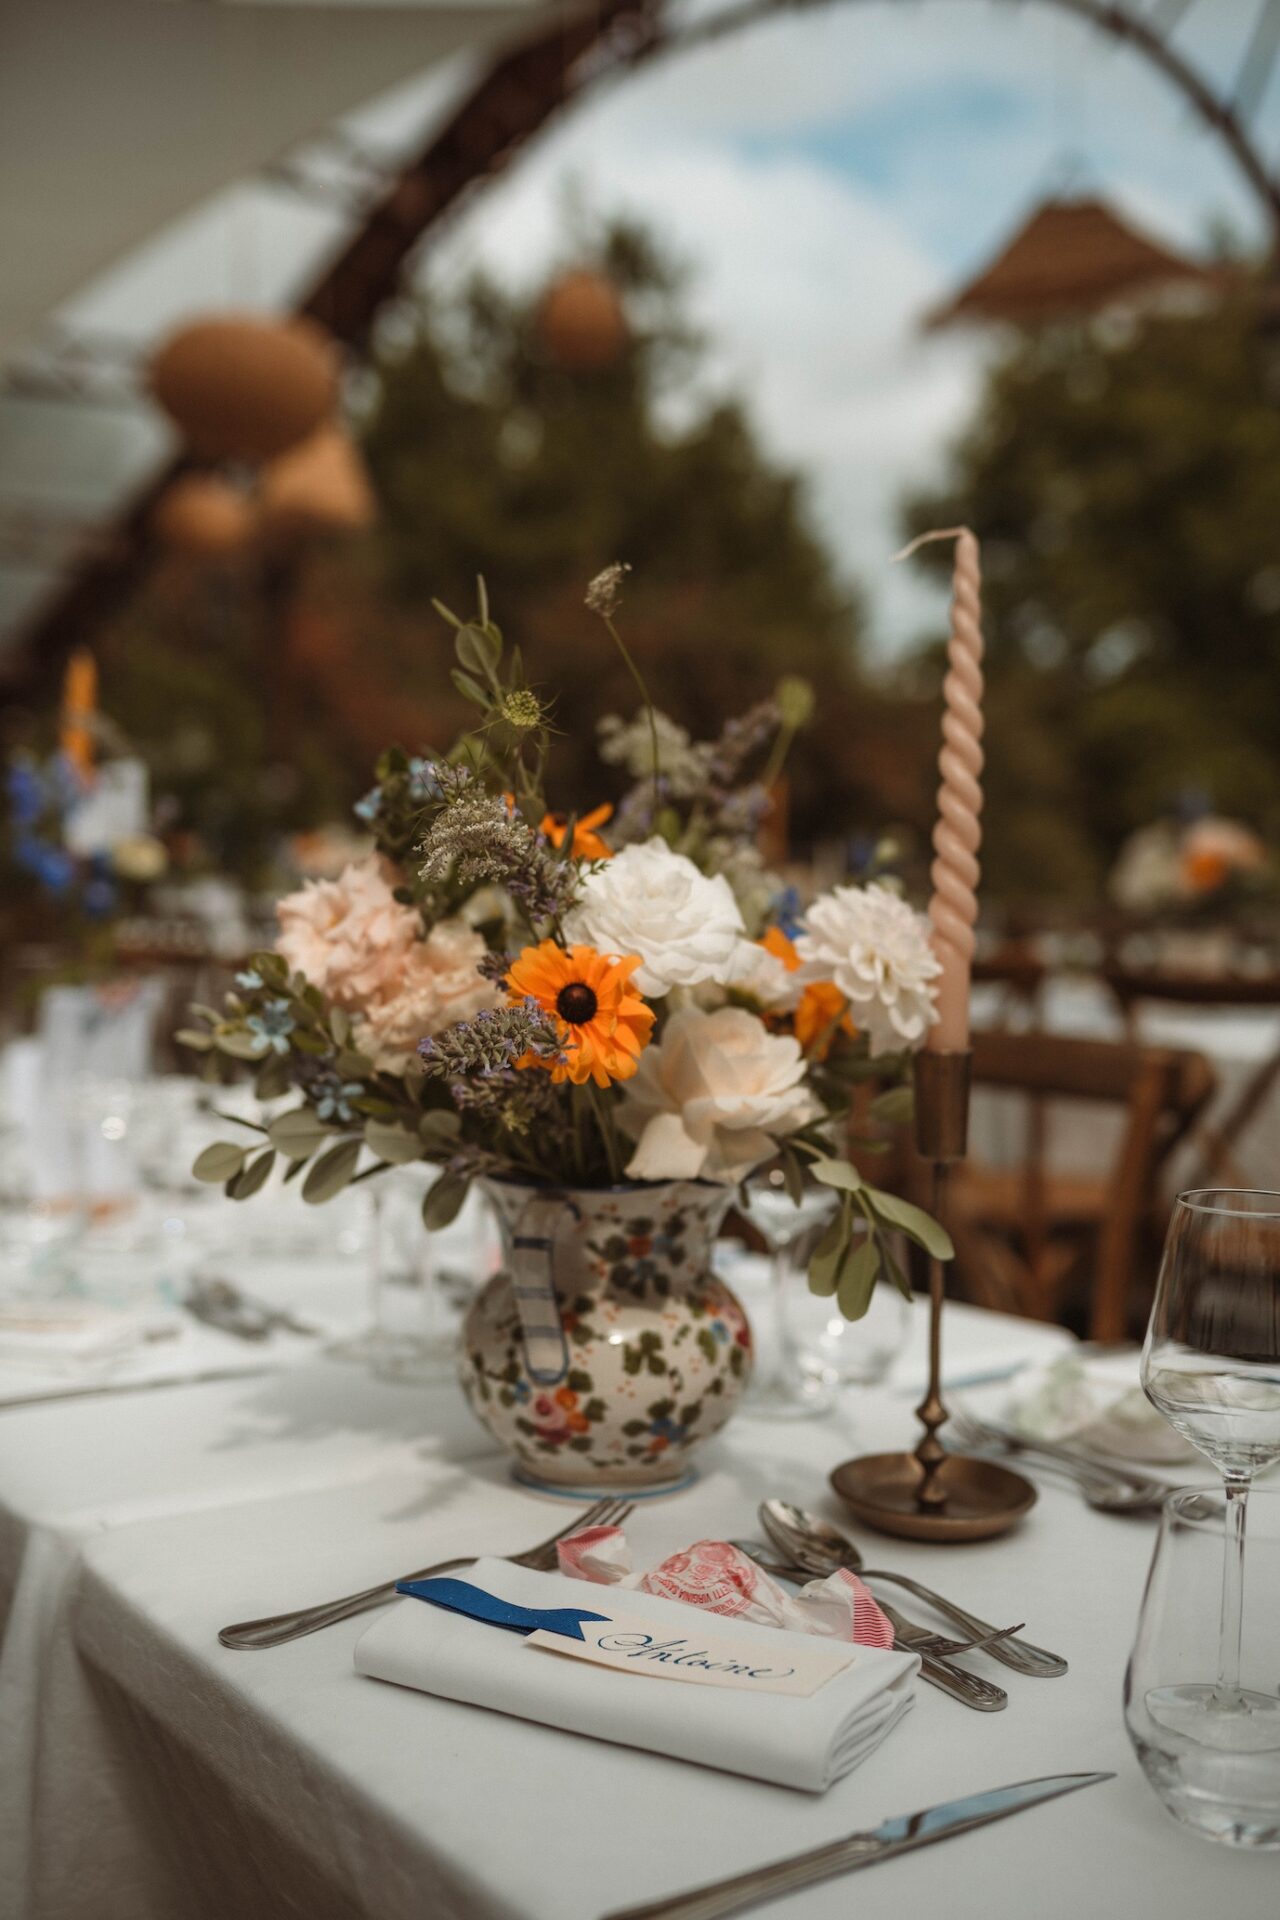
(1214, 1471, 1251, 1706)
(368, 1186, 386, 1339)
(770, 1241, 791, 1393)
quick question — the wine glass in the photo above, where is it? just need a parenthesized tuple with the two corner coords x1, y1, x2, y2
(1140, 1190, 1280, 1720)
(741, 1165, 840, 1419)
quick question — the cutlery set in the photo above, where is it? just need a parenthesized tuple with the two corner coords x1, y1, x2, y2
(218, 1486, 1105, 1909)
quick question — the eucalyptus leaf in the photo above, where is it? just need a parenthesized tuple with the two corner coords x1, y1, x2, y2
(302, 1138, 362, 1204)
(451, 669, 489, 708)
(363, 1121, 423, 1166)
(869, 1085, 915, 1126)
(879, 1237, 915, 1303)
(227, 1149, 276, 1201)
(422, 1171, 468, 1231)
(456, 624, 501, 682)
(193, 1142, 249, 1184)
(836, 1236, 880, 1322)
(291, 1031, 329, 1057)
(777, 1142, 806, 1208)
(175, 1029, 213, 1053)
(216, 1031, 268, 1062)
(865, 1187, 955, 1261)
(336, 1048, 376, 1078)
(807, 1207, 848, 1298)
(254, 1054, 293, 1101)
(418, 1109, 461, 1145)
(330, 1007, 351, 1048)
(808, 1155, 864, 1195)
(268, 1108, 334, 1160)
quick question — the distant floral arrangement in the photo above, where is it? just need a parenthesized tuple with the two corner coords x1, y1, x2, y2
(1110, 813, 1272, 918)
(183, 569, 946, 1317)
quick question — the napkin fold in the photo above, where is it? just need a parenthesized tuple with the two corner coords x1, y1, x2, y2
(1003, 1351, 1196, 1465)
(355, 1556, 917, 1793)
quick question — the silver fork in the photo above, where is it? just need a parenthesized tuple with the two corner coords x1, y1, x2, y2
(218, 1496, 632, 1650)
(947, 1409, 1167, 1513)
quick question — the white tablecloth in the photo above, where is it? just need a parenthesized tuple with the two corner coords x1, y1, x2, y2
(1, 1299, 1275, 1920)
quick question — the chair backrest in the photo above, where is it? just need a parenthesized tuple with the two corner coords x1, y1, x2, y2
(1105, 965, 1280, 1015)
(969, 1028, 1216, 1339)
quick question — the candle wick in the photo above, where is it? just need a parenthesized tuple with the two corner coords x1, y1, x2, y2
(893, 527, 971, 563)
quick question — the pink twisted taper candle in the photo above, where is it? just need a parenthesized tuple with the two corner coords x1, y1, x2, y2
(897, 527, 984, 1052)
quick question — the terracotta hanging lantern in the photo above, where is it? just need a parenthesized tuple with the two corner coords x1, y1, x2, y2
(537, 269, 628, 371)
(259, 425, 376, 539)
(148, 314, 340, 460)
(152, 475, 257, 557)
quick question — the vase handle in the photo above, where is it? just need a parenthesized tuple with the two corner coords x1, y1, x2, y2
(510, 1191, 575, 1387)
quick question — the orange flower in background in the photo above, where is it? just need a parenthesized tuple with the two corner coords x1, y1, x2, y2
(760, 925, 854, 1060)
(508, 940, 654, 1087)
(540, 803, 613, 862)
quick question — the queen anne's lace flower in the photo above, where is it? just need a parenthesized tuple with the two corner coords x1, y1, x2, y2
(566, 839, 745, 998)
(794, 882, 940, 1057)
(619, 1007, 819, 1184)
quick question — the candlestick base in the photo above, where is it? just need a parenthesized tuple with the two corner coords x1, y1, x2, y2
(828, 1450, 1037, 1543)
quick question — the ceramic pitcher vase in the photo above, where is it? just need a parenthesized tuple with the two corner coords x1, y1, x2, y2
(458, 1180, 753, 1490)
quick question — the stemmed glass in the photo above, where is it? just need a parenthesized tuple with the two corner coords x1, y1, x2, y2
(742, 1165, 840, 1419)
(1140, 1190, 1280, 1720)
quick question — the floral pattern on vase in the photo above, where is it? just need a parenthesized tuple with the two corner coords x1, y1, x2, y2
(459, 1179, 752, 1488)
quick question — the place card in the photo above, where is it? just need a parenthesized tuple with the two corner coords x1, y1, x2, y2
(526, 1607, 858, 1698)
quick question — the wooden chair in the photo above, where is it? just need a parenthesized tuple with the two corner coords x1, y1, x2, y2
(1104, 964, 1280, 1187)
(944, 1030, 1216, 1342)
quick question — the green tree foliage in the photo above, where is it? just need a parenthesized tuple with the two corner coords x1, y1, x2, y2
(358, 220, 877, 844)
(904, 286, 1280, 900)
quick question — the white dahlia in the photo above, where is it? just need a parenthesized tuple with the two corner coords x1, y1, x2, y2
(794, 882, 940, 1057)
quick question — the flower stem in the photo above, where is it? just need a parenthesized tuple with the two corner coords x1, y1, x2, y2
(604, 613, 661, 816)
(587, 1082, 623, 1185)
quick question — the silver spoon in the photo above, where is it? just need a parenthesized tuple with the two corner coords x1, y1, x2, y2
(760, 1500, 1069, 1679)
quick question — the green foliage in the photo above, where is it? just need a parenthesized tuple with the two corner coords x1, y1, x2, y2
(904, 287, 1280, 898)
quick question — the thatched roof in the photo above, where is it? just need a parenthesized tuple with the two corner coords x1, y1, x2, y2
(925, 195, 1220, 330)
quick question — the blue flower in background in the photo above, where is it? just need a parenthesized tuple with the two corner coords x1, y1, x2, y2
(770, 885, 804, 940)
(83, 874, 117, 919)
(235, 968, 264, 992)
(407, 759, 442, 800)
(6, 763, 44, 827)
(353, 788, 381, 824)
(315, 1079, 363, 1125)
(247, 998, 296, 1055)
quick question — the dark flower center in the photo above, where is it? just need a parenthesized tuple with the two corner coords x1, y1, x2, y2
(556, 981, 599, 1026)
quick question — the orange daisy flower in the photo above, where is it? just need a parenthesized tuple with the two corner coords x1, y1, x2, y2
(540, 803, 613, 863)
(760, 925, 855, 1061)
(508, 940, 654, 1088)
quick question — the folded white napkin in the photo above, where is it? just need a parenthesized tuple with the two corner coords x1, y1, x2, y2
(0, 1300, 157, 1374)
(1003, 1351, 1197, 1465)
(355, 1556, 917, 1793)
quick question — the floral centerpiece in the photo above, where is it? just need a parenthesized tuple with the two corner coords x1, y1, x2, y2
(184, 571, 947, 1485)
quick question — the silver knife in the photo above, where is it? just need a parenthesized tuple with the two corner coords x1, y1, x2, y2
(599, 1772, 1113, 1920)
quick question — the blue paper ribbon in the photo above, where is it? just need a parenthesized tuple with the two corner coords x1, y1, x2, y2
(396, 1575, 611, 1643)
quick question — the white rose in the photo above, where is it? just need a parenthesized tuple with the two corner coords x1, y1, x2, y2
(620, 1007, 821, 1185)
(566, 839, 745, 998)
(794, 881, 940, 1057)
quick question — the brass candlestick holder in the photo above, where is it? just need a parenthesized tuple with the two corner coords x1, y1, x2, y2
(829, 1049, 1037, 1542)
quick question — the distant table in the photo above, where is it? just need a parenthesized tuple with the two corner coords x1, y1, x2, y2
(971, 976, 1280, 1188)
(2, 1283, 1274, 1920)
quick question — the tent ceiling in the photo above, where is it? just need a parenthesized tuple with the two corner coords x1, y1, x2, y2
(0, 0, 557, 362)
